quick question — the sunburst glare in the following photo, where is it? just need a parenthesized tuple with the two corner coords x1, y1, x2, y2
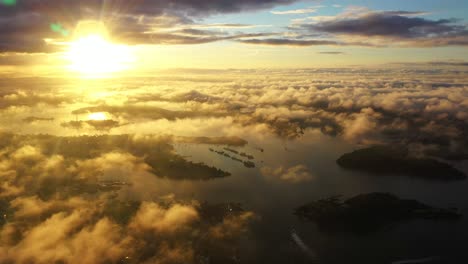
(65, 21, 134, 77)
(87, 112, 108, 121)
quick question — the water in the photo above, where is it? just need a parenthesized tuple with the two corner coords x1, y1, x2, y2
(173, 132, 468, 264)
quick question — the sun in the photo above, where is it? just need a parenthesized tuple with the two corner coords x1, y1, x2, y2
(65, 21, 134, 77)
(87, 112, 108, 121)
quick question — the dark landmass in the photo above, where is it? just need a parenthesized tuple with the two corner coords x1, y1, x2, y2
(243, 161, 256, 168)
(195, 202, 254, 264)
(426, 147, 468, 161)
(337, 146, 466, 181)
(209, 148, 256, 168)
(231, 156, 242, 162)
(0, 199, 11, 226)
(224, 147, 239, 155)
(177, 136, 248, 146)
(198, 202, 245, 224)
(239, 152, 254, 160)
(103, 199, 141, 225)
(295, 192, 461, 234)
(224, 147, 255, 159)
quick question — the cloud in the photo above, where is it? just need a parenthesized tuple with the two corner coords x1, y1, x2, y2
(208, 211, 256, 239)
(128, 202, 199, 234)
(2, 66, 468, 160)
(271, 7, 320, 15)
(1, 210, 133, 264)
(190, 23, 270, 29)
(0, 199, 257, 263)
(0, 12, 55, 53)
(72, 152, 150, 182)
(2, 2, 466, 52)
(318, 51, 345, 55)
(168, 90, 222, 103)
(0, 0, 298, 52)
(295, 9, 468, 47)
(10, 196, 88, 219)
(71, 104, 225, 120)
(426, 61, 468, 67)
(0, 131, 257, 263)
(261, 165, 315, 183)
(0, 91, 72, 109)
(109, 68, 468, 158)
(238, 38, 343, 46)
(342, 108, 381, 143)
(22, 116, 54, 123)
(1, 66, 468, 262)
(0, 0, 298, 18)
(143, 31, 273, 45)
(61, 120, 121, 131)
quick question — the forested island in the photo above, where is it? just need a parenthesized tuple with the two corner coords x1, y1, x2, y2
(295, 192, 461, 233)
(337, 146, 466, 181)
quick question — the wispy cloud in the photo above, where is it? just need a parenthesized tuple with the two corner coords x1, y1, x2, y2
(271, 6, 322, 15)
(238, 38, 343, 46)
(318, 51, 345, 55)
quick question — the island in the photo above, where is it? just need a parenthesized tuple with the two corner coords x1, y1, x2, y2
(295, 192, 461, 233)
(209, 148, 256, 168)
(336, 146, 466, 180)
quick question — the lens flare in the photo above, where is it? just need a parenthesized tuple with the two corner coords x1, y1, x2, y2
(1, 0, 16, 6)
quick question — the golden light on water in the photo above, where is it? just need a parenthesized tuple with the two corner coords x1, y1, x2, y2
(65, 21, 134, 77)
(87, 112, 108, 121)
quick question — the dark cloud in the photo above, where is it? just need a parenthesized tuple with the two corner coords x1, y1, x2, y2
(235, 9, 468, 48)
(0, 12, 55, 52)
(22, 116, 54, 123)
(310, 12, 459, 37)
(238, 38, 343, 46)
(144, 31, 274, 45)
(238, 37, 375, 47)
(318, 51, 345, 55)
(0, 0, 297, 52)
(1, 2, 467, 52)
(427, 61, 468, 67)
(390, 61, 468, 68)
(296, 10, 468, 47)
(0, 0, 297, 17)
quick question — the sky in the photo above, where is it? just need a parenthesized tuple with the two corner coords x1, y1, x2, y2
(0, 0, 468, 70)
